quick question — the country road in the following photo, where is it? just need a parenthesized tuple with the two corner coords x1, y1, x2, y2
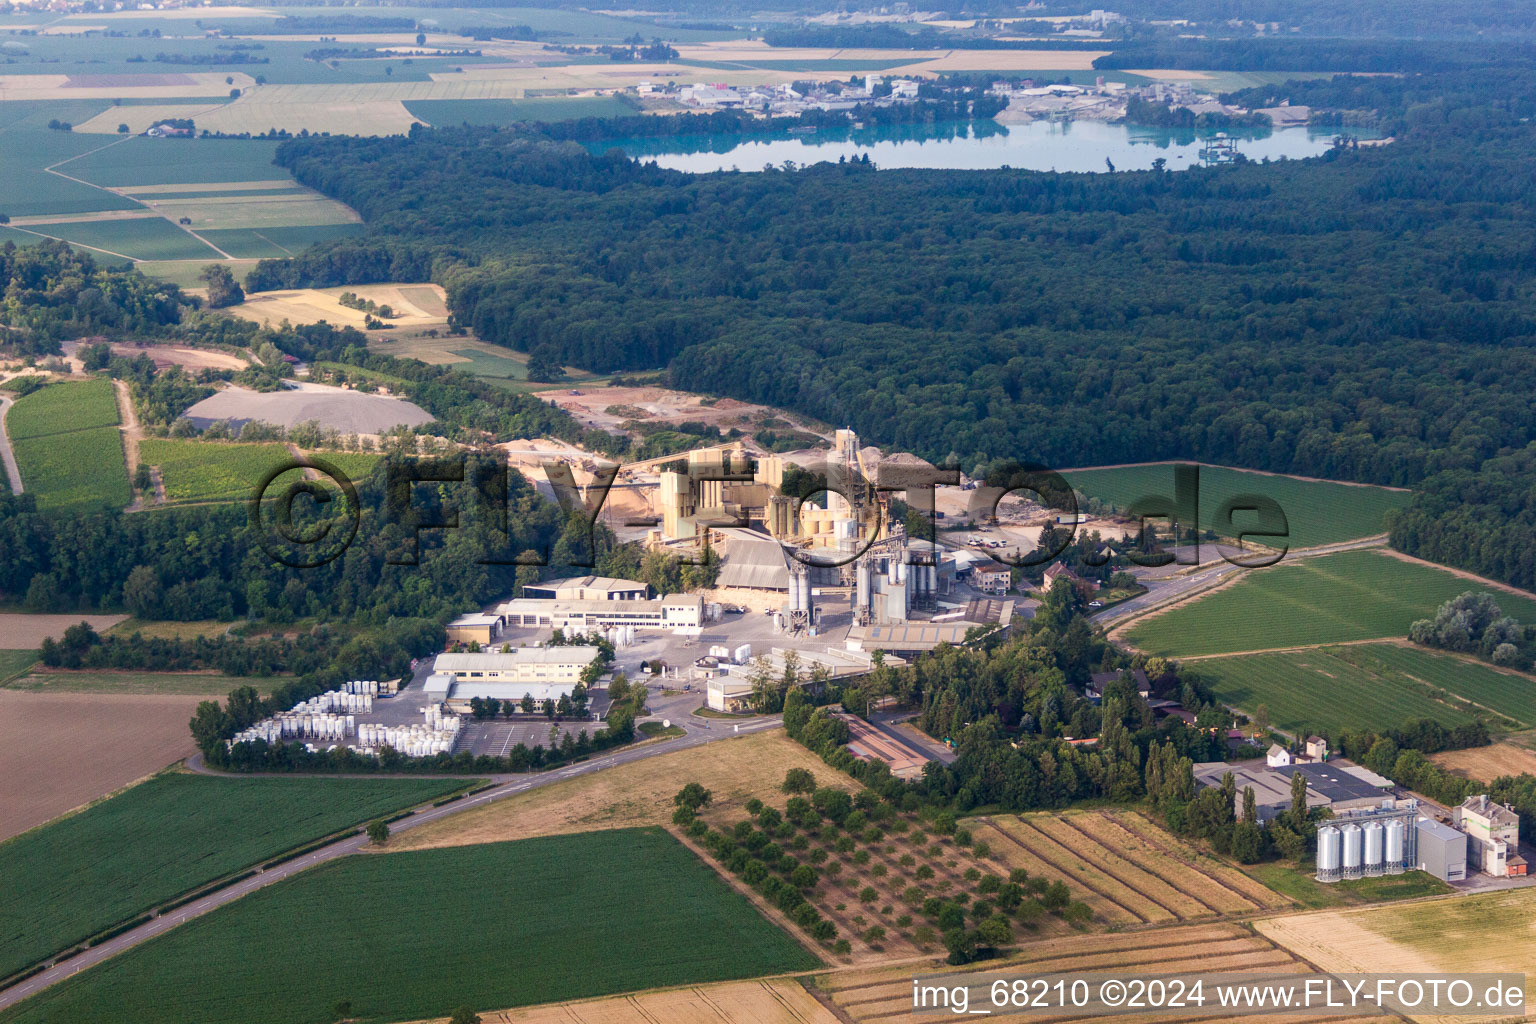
(0, 700, 783, 1013)
(0, 395, 23, 495)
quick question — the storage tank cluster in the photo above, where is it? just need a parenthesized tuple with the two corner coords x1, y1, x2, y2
(1341, 822, 1364, 880)
(601, 625, 636, 648)
(355, 718, 459, 757)
(1317, 801, 1419, 882)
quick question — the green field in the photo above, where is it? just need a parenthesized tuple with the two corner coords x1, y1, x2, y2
(198, 223, 364, 258)
(0, 650, 37, 686)
(19, 216, 222, 261)
(57, 137, 284, 188)
(1188, 643, 1533, 734)
(0, 775, 461, 982)
(445, 346, 528, 378)
(6, 379, 119, 440)
(7, 380, 129, 514)
(405, 96, 639, 126)
(1, 828, 819, 1024)
(139, 439, 296, 503)
(1126, 549, 1536, 658)
(1062, 463, 1413, 549)
(2, 670, 285, 695)
(0, 103, 140, 218)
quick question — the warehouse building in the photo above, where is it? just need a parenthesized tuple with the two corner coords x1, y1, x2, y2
(1415, 817, 1469, 882)
(496, 594, 704, 633)
(1275, 762, 1391, 813)
(1194, 762, 1329, 823)
(426, 648, 599, 713)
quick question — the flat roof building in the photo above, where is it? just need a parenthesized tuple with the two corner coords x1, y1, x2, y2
(521, 576, 650, 602)
(429, 648, 598, 713)
(1275, 762, 1391, 811)
(445, 613, 504, 647)
(1194, 761, 1329, 823)
(1416, 817, 1469, 882)
(1454, 794, 1526, 878)
(497, 594, 703, 633)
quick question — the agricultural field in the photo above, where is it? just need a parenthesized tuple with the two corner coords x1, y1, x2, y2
(3, 670, 286, 696)
(0, 613, 126, 649)
(1125, 548, 1536, 658)
(1187, 643, 1534, 735)
(1256, 889, 1536, 1018)
(6, 380, 129, 514)
(404, 96, 638, 126)
(5, 379, 119, 439)
(7, 215, 221, 260)
(1059, 463, 1412, 550)
(0, 650, 35, 687)
(689, 789, 1105, 966)
(971, 809, 1292, 929)
(0, 773, 461, 982)
(137, 438, 295, 503)
(0, 691, 210, 843)
(1431, 742, 1536, 783)
(391, 730, 856, 851)
(413, 978, 841, 1024)
(0, 828, 819, 1024)
(196, 223, 364, 259)
(229, 283, 449, 330)
(818, 922, 1384, 1024)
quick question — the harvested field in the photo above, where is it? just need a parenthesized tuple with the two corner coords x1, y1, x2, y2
(0, 613, 125, 648)
(1431, 742, 1536, 782)
(179, 382, 435, 433)
(820, 922, 1384, 1024)
(231, 284, 449, 329)
(62, 341, 248, 372)
(0, 72, 257, 101)
(406, 979, 840, 1024)
(972, 810, 1291, 926)
(1257, 889, 1536, 1020)
(0, 690, 208, 842)
(389, 730, 856, 851)
(970, 817, 1138, 926)
(1115, 809, 1295, 910)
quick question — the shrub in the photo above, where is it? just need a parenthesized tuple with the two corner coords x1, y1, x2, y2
(963, 867, 981, 882)
(953, 826, 973, 846)
(782, 767, 816, 793)
(972, 839, 991, 859)
(833, 939, 851, 955)
(914, 864, 934, 880)
(896, 913, 913, 928)
(863, 925, 886, 945)
(870, 863, 887, 877)
(744, 798, 764, 815)
(913, 925, 936, 946)
(852, 849, 870, 865)
(859, 885, 878, 903)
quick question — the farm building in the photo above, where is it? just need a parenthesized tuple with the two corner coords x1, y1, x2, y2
(521, 576, 650, 602)
(496, 594, 703, 633)
(444, 613, 504, 647)
(1306, 735, 1329, 760)
(1454, 795, 1526, 878)
(1267, 744, 1291, 767)
(1415, 817, 1469, 882)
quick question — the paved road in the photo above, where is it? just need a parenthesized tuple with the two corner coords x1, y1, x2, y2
(0, 703, 782, 1013)
(0, 395, 23, 495)
(1091, 535, 1390, 631)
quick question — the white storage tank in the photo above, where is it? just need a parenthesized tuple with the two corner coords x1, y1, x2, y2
(1341, 823, 1364, 880)
(1385, 818, 1406, 875)
(1364, 821, 1385, 877)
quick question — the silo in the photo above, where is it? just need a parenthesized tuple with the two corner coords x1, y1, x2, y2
(1385, 818, 1406, 874)
(1316, 825, 1341, 882)
(856, 560, 871, 617)
(1341, 823, 1364, 880)
(1364, 821, 1385, 877)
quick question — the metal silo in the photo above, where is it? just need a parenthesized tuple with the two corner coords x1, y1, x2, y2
(1364, 821, 1385, 877)
(1316, 825, 1342, 882)
(1385, 819, 1406, 874)
(1341, 823, 1364, 880)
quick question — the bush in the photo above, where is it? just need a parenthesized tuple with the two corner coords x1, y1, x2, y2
(783, 767, 816, 793)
